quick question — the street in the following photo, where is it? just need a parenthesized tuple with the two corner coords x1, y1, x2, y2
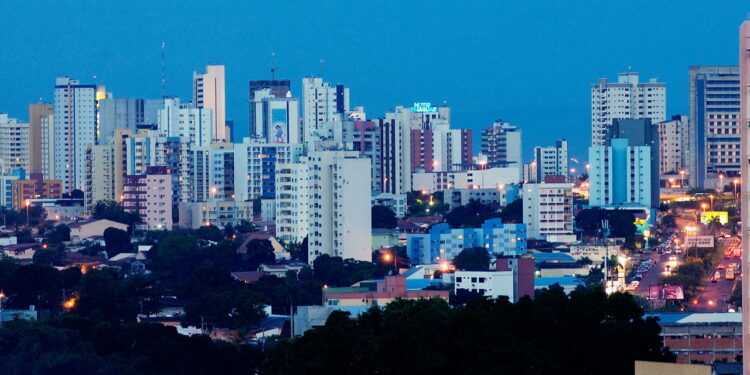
(692, 237, 740, 312)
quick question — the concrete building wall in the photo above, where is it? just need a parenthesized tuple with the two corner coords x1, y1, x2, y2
(522, 182, 574, 239)
(193, 65, 227, 142)
(54, 77, 97, 192)
(28, 103, 53, 173)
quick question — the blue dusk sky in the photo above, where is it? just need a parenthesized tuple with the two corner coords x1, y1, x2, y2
(1, 1, 748, 165)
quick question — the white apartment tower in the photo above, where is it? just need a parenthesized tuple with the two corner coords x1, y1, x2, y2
(193, 65, 227, 142)
(532, 139, 568, 182)
(379, 107, 412, 194)
(157, 98, 213, 147)
(305, 150, 371, 262)
(0, 114, 30, 174)
(481, 120, 523, 170)
(522, 182, 574, 240)
(54, 77, 99, 192)
(591, 72, 666, 146)
(302, 77, 349, 141)
(275, 161, 310, 244)
(657, 115, 690, 175)
(250, 89, 301, 144)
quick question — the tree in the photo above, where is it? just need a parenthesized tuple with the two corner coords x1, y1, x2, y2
(241, 239, 276, 270)
(661, 214, 676, 229)
(103, 227, 131, 257)
(46, 224, 71, 244)
(195, 224, 224, 242)
(499, 198, 523, 223)
(32, 245, 64, 267)
(452, 247, 490, 271)
(288, 236, 308, 263)
(371, 205, 397, 229)
(445, 200, 499, 228)
(91, 200, 140, 229)
(575, 208, 636, 238)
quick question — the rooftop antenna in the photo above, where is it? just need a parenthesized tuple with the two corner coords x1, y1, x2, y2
(320, 59, 324, 76)
(161, 41, 166, 98)
(271, 52, 279, 81)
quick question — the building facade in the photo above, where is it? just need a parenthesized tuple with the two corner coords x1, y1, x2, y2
(522, 182, 574, 240)
(193, 65, 227, 142)
(123, 166, 173, 230)
(28, 103, 53, 173)
(532, 139, 568, 183)
(481, 120, 522, 170)
(0, 114, 30, 174)
(11, 173, 62, 211)
(405, 218, 527, 265)
(657, 115, 690, 177)
(589, 138, 652, 208)
(591, 72, 666, 146)
(689, 66, 740, 187)
(302, 76, 349, 141)
(97, 97, 144, 143)
(53, 77, 98, 192)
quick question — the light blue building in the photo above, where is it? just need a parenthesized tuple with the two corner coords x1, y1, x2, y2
(589, 138, 652, 208)
(406, 218, 527, 265)
(0, 168, 25, 209)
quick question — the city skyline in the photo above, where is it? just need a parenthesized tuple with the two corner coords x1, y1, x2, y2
(1, 1, 748, 162)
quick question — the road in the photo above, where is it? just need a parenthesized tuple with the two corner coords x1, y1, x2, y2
(634, 252, 683, 297)
(692, 237, 740, 312)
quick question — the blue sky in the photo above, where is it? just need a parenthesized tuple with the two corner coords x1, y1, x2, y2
(1, 1, 748, 164)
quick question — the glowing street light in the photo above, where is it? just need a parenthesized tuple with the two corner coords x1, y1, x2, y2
(733, 179, 740, 202)
(679, 169, 686, 188)
(63, 298, 76, 310)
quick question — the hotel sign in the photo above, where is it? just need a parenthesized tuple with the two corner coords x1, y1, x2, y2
(411, 102, 438, 113)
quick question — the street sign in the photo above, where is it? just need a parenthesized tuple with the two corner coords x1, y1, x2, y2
(648, 285, 685, 300)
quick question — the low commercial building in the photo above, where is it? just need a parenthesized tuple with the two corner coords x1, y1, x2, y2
(445, 184, 519, 209)
(454, 271, 513, 299)
(406, 218, 527, 265)
(11, 173, 62, 211)
(323, 275, 448, 308)
(69, 219, 129, 241)
(649, 312, 742, 364)
(371, 192, 407, 218)
(178, 200, 254, 229)
(412, 167, 521, 193)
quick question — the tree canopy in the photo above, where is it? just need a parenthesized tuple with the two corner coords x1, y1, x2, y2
(371, 205, 398, 229)
(445, 200, 499, 228)
(452, 247, 490, 271)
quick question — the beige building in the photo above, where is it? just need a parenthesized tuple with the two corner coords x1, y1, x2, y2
(28, 103, 53, 173)
(634, 361, 710, 375)
(0, 114, 30, 174)
(69, 219, 129, 241)
(85, 144, 115, 210)
(178, 199, 253, 229)
(193, 65, 227, 142)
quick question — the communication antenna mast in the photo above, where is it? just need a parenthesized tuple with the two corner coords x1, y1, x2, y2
(161, 42, 166, 98)
(320, 59, 324, 76)
(271, 52, 279, 81)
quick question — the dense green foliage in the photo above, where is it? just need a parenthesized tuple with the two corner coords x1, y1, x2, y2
(265, 287, 674, 375)
(575, 208, 637, 238)
(371, 205, 398, 229)
(499, 198, 523, 223)
(452, 247, 490, 271)
(91, 200, 141, 229)
(445, 200, 499, 228)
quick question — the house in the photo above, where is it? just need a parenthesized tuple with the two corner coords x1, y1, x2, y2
(69, 219, 129, 241)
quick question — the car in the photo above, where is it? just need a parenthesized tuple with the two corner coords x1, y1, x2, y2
(669, 255, 677, 261)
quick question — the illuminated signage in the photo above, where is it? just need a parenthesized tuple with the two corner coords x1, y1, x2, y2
(700, 211, 729, 225)
(411, 102, 438, 113)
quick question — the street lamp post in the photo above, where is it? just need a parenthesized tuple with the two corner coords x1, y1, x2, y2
(25, 200, 30, 227)
(718, 174, 725, 195)
(734, 179, 740, 203)
(0, 291, 5, 321)
(679, 170, 686, 189)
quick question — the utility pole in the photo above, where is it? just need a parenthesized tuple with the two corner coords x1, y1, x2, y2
(602, 219, 610, 292)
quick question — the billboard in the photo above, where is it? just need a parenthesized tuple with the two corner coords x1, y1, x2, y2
(700, 211, 728, 225)
(685, 236, 714, 248)
(270, 108, 287, 144)
(648, 285, 684, 300)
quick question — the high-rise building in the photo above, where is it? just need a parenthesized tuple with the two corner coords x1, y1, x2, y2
(0, 114, 30, 174)
(275, 161, 310, 244)
(28, 103, 53, 173)
(97, 98, 144, 143)
(739, 19, 750, 375)
(233, 140, 306, 201)
(481, 120, 522, 171)
(112, 129, 158, 202)
(0, 169, 25, 209)
(249, 89, 301, 144)
(532, 139, 569, 182)
(53, 77, 98, 192)
(302, 77, 349, 140)
(193, 65, 227, 142)
(607, 118, 660, 207)
(303, 150, 371, 262)
(249, 80, 291, 133)
(378, 107, 412, 194)
(522, 182, 574, 240)
(85, 144, 115, 210)
(688, 66, 740, 187)
(194, 143, 234, 202)
(657, 115, 690, 176)
(410, 123, 472, 172)
(591, 72, 666, 146)
(40, 113, 55, 180)
(123, 166, 173, 230)
(589, 138, 652, 208)
(156, 98, 213, 147)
